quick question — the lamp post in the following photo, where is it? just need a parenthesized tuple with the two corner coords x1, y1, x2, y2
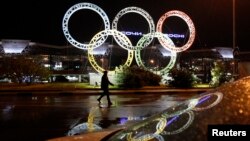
(232, 0, 237, 79)
(233, 0, 236, 50)
(150, 59, 155, 73)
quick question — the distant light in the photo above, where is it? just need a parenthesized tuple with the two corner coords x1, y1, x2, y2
(1, 39, 29, 54)
(92, 43, 109, 55)
(44, 64, 50, 68)
(54, 62, 62, 70)
(66, 76, 78, 81)
(157, 44, 172, 56)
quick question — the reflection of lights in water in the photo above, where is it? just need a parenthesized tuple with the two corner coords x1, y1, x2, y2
(107, 91, 223, 141)
(193, 91, 223, 111)
(2, 105, 15, 121)
(87, 107, 99, 131)
(120, 117, 128, 125)
(2, 105, 15, 112)
(162, 111, 194, 135)
(126, 117, 167, 141)
(67, 107, 102, 136)
(155, 118, 167, 134)
(166, 116, 179, 126)
(198, 95, 211, 104)
(119, 117, 147, 125)
(67, 123, 102, 136)
(128, 133, 164, 141)
(161, 98, 198, 118)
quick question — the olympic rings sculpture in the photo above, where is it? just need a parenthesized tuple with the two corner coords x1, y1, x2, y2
(63, 2, 196, 74)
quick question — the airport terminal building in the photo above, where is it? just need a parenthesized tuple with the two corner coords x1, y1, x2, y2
(0, 39, 247, 84)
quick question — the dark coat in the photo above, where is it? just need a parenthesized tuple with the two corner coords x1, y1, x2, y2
(101, 74, 113, 90)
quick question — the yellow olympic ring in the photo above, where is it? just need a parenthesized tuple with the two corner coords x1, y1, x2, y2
(88, 29, 134, 73)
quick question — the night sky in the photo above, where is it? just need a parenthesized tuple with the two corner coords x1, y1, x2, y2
(0, 0, 250, 51)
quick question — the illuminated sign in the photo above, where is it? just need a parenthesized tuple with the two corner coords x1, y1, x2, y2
(167, 34, 185, 38)
(121, 31, 185, 38)
(121, 31, 143, 36)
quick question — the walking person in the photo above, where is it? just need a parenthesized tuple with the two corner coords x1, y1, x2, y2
(97, 70, 114, 105)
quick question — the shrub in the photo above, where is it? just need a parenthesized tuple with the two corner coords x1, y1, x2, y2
(167, 68, 194, 88)
(54, 75, 69, 82)
(116, 66, 161, 88)
(209, 60, 226, 87)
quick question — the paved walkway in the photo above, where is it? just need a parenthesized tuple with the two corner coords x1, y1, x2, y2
(0, 92, 204, 141)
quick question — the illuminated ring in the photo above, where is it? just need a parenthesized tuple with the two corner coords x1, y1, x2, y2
(129, 133, 164, 141)
(135, 32, 177, 74)
(126, 117, 166, 141)
(193, 91, 223, 111)
(88, 29, 134, 73)
(157, 10, 195, 52)
(162, 111, 194, 135)
(62, 3, 110, 50)
(112, 7, 155, 50)
(155, 117, 167, 134)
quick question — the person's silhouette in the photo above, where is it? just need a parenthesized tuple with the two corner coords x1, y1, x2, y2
(97, 71, 114, 105)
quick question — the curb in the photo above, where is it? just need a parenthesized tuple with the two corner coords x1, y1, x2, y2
(0, 88, 213, 96)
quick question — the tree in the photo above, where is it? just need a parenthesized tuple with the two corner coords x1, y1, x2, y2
(0, 55, 51, 83)
(209, 60, 226, 87)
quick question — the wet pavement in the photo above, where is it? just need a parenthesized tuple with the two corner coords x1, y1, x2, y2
(0, 92, 198, 141)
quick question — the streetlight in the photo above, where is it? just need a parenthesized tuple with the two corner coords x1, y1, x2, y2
(150, 59, 154, 64)
(232, 0, 238, 79)
(100, 58, 104, 68)
(233, 0, 236, 50)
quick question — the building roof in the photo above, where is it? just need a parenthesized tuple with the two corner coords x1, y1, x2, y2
(1, 39, 250, 61)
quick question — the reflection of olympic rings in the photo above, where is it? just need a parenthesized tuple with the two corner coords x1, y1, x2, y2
(126, 117, 167, 141)
(157, 10, 196, 52)
(128, 133, 164, 141)
(67, 107, 102, 136)
(106, 91, 224, 141)
(161, 111, 195, 135)
(161, 98, 199, 118)
(63, 2, 196, 73)
(193, 91, 223, 111)
(88, 30, 134, 73)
